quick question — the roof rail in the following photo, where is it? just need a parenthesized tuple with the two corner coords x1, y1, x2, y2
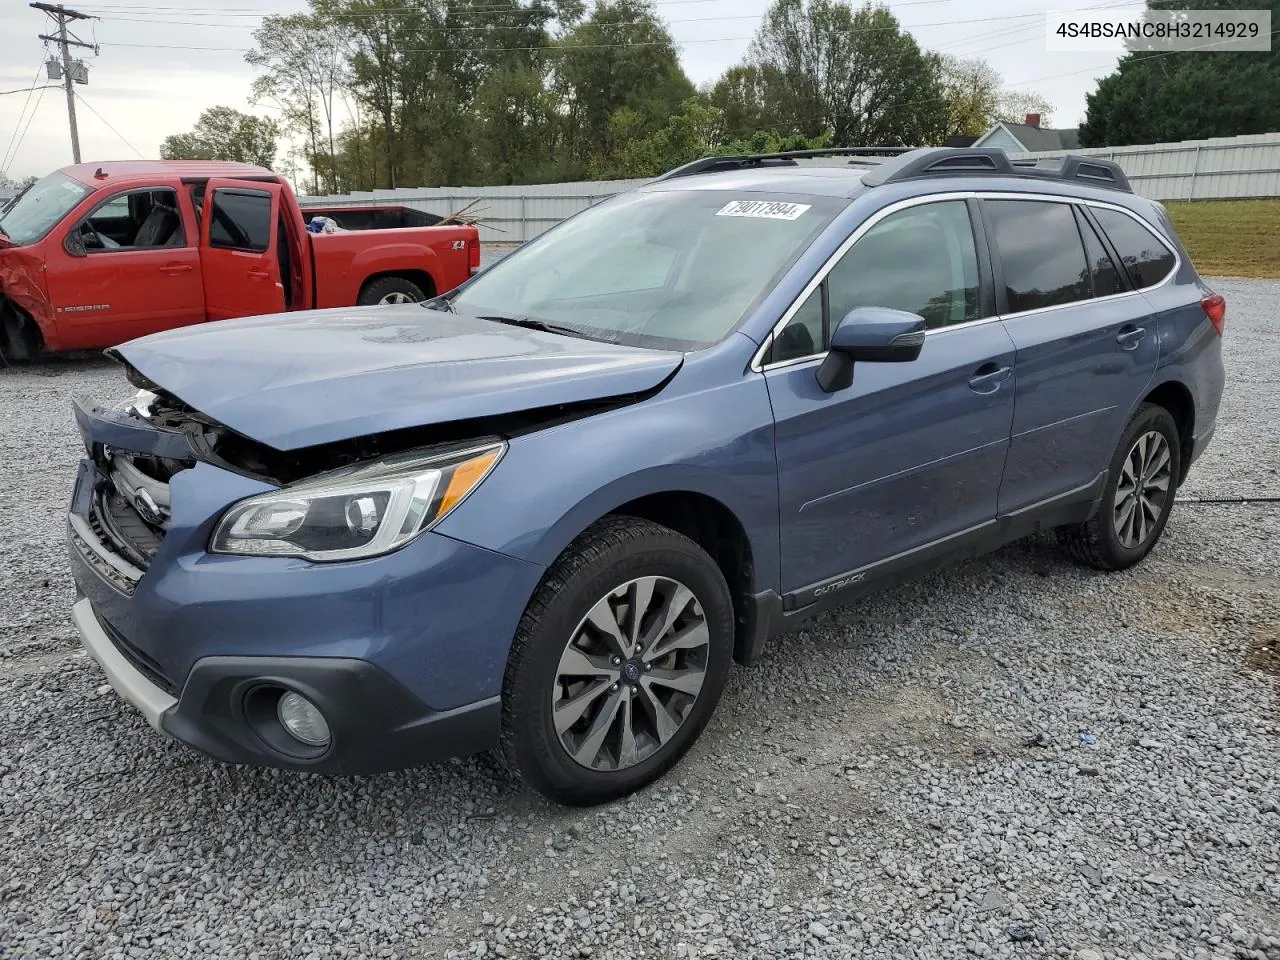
(861, 147, 1132, 192)
(654, 147, 913, 183)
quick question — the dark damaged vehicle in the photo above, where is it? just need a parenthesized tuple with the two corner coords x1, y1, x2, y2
(68, 148, 1225, 804)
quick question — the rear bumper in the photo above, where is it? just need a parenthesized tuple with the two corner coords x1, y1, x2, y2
(72, 597, 501, 775)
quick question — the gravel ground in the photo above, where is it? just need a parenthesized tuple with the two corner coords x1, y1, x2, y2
(1, 278, 1277, 960)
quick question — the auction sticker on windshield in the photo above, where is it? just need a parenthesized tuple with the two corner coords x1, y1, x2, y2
(716, 200, 812, 221)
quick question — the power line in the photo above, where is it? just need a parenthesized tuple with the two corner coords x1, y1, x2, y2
(1, 58, 47, 174)
(4, 84, 52, 176)
(90, 7, 1147, 55)
(0, 85, 62, 95)
(73, 91, 145, 158)
(73, 0, 951, 15)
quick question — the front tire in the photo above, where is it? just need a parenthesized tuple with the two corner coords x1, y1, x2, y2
(1057, 403, 1181, 571)
(501, 517, 734, 806)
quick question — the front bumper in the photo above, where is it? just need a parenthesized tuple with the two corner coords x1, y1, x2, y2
(73, 597, 176, 729)
(72, 597, 502, 775)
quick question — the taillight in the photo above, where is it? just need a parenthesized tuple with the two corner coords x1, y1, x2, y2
(468, 237, 480, 275)
(1201, 293, 1226, 336)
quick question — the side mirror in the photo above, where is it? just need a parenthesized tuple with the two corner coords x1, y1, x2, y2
(64, 231, 87, 258)
(816, 307, 928, 393)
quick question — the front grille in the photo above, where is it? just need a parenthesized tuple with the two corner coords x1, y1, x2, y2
(93, 490, 163, 565)
(87, 452, 174, 571)
(69, 518, 140, 596)
(97, 614, 178, 696)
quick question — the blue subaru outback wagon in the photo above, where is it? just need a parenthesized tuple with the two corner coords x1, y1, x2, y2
(68, 148, 1225, 804)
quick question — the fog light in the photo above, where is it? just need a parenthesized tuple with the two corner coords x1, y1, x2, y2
(277, 691, 330, 747)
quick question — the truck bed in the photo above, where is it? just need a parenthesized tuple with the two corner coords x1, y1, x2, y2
(302, 205, 444, 231)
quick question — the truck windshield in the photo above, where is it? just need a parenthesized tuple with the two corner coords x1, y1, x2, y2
(0, 172, 92, 245)
(449, 189, 841, 350)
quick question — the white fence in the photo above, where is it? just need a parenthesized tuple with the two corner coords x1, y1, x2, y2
(298, 132, 1280, 242)
(1011, 132, 1280, 202)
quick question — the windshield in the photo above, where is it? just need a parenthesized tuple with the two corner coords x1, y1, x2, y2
(450, 189, 841, 350)
(0, 172, 92, 245)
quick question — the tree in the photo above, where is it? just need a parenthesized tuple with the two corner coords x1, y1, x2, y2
(938, 56, 1053, 137)
(707, 64, 785, 142)
(247, 13, 349, 194)
(938, 56, 1002, 138)
(555, 0, 696, 170)
(160, 107, 279, 167)
(1080, 0, 1279, 146)
(996, 90, 1053, 127)
(742, 0, 949, 147)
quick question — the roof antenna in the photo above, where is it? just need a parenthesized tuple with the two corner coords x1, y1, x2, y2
(93, 167, 106, 179)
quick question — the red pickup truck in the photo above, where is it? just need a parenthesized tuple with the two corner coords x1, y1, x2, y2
(0, 160, 480, 359)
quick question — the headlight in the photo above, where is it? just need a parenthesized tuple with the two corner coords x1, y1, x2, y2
(112, 389, 157, 417)
(210, 441, 505, 561)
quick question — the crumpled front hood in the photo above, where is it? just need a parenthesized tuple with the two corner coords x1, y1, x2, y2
(113, 305, 683, 450)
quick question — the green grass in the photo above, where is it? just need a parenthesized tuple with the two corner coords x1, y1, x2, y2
(1165, 198, 1280, 278)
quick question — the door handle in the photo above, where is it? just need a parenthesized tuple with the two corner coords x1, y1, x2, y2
(1116, 325, 1146, 349)
(246, 268, 271, 280)
(968, 363, 1012, 394)
(159, 263, 193, 275)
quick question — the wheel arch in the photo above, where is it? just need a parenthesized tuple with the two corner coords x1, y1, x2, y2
(510, 469, 773, 669)
(606, 491, 757, 666)
(1141, 378, 1196, 484)
(0, 296, 46, 361)
(358, 269, 437, 301)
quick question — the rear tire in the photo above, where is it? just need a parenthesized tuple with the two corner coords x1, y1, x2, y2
(1057, 403, 1181, 571)
(501, 517, 734, 806)
(357, 276, 427, 306)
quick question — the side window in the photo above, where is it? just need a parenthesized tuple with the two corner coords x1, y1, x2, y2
(987, 200, 1090, 313)
(828, 201, 979, 330)
(772, 286, 823, 363)
(1075, 209, 1125, 297)
(1092, 208, 1176, 289)
(768, 200, 980, 363)
(78, 188, 185, 252)
(208, 189, 273, 252)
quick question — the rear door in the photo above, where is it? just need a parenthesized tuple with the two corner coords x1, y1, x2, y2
(199, 179, 286, 321)
(984, 196, 1160, 514)
(46, 184, 204, 349)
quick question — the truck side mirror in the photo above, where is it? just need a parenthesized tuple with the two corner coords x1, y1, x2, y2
(816, 307, 928, 393)
(64, 231, 87, 258)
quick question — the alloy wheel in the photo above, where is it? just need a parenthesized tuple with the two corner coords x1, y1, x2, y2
(379, 292, 418, 304)
(553, 576, 710, 772)
(1113, 429, 1173, 549)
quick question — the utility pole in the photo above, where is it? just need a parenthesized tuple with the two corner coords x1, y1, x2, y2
(32, 2, 95, 164)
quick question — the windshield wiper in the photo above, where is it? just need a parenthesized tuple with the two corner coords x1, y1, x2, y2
(478, 314, 585, 338)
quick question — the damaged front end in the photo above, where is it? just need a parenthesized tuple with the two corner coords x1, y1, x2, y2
(68, 393, 199, 596)
(0, 246, 54, 360)
(109, 358, 664, 487)
(71, 352, 664, 591)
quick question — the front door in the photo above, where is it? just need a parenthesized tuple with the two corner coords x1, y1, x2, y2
(765, 198, 1017, 603)
(47, 185, 204, 350)
(198, 179, 287, 321)
(982, 198, 1161, 513)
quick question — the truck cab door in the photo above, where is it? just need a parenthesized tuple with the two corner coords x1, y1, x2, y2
(198, 179, 287, 321)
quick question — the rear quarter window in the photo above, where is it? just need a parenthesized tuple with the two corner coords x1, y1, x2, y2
(1092, 208, 1177, 289)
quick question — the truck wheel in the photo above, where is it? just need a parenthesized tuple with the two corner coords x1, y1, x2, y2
(501, 517, 734, 806)
(1057, 403, 1181, 571)
(357, 276, 427, 306)
(0, 307, 45, 362)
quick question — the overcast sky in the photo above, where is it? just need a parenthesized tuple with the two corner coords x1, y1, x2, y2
(0, 0, 1135, 183)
